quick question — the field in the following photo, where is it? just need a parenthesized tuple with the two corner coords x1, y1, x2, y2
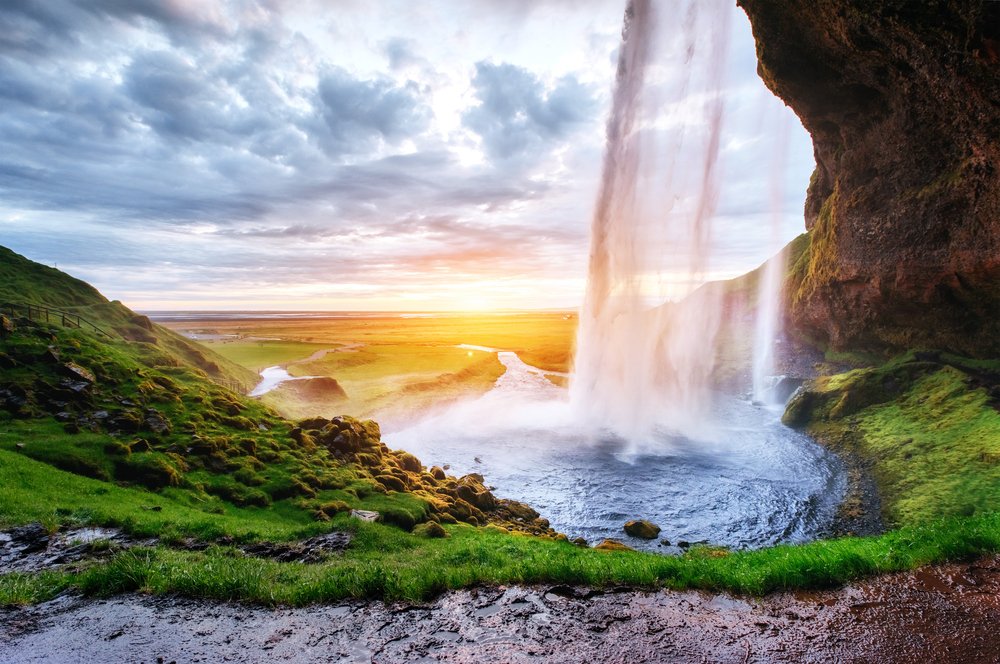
(159, 312, 577, 428)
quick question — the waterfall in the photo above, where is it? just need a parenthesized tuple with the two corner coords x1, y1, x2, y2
(751, 116, 791, 405)
(570, 0, 731, 444)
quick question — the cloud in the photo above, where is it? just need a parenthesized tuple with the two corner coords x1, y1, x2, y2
(464, 62, 598, 161)
(313, 68, 431, 156)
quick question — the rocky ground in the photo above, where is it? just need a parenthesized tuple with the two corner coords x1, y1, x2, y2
(3, 555, 1000, 663)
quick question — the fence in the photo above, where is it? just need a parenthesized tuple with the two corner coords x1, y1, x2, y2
(2, 302, 113, 338)
(2, 301, 254, 396)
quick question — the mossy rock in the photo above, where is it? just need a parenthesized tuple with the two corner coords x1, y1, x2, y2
(594, 539, 634, 552)
(395, 451, 423, 473)
(375, 474, 407, 492)
(413, 521, 448, 538)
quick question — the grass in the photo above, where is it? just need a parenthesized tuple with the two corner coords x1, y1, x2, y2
(204, 340, 331, 373)
(4, 480, 1000, 606)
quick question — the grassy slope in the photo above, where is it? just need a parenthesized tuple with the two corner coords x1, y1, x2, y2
(785, 353, 1000, 526)
(0, 246, 255, 390)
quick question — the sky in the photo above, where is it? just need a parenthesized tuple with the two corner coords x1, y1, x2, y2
(0, 0, 815, 312)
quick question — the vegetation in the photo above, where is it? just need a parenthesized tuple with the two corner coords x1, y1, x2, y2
(4, 441, 1000, 606)
(784, 351, 1000, 526)
(4, 244, 1000, 609)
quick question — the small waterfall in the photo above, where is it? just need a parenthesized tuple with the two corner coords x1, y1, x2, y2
(751, 116, 791, 406)
(570, 0, 731, 444)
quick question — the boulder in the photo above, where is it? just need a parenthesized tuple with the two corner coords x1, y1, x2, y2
(624, 519, 661, 539)
(395, 451, 423, 473)
(594, 539, 634, 552)
(374, 474, 407, 493)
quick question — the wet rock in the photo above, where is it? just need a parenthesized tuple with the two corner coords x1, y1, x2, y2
(624, 520, 661, 540)
(59, 379, 91, 395)
(8, 523, 50, 555)
(241, 532, 351, 564)
(572, 537, 589, 548)
(144, 411, 171, 435)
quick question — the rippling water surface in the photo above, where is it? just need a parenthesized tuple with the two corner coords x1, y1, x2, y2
(387, 351, 845, 552)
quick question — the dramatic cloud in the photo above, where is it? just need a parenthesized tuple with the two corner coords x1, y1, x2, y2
(464, 62, 598, 161)
(0, 0, 815, 310)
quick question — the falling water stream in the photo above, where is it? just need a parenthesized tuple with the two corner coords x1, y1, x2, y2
(389, 0, 845, 550)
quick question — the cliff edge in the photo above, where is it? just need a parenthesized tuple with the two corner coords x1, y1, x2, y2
(739, 0, 1000, 356)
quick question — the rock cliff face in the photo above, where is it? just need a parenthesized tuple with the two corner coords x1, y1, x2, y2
(738, 0, 1000, 356)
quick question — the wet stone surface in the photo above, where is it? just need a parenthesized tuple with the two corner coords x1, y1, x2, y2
(0, 524, 141, 574)
(240, 532, 352, 563)
(2, 556, 1000, 662)
(0, 524, 353, 573)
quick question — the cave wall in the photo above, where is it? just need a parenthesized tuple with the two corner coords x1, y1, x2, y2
(738, 0, 1000, 356)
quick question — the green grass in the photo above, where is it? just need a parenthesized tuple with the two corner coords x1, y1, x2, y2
(786, 353, 1000, 526)
(4, 504, 1000, 606)
(203, 340, 331, 373)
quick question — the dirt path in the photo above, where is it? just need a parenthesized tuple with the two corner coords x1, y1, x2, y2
(3, 556, 1000, 663)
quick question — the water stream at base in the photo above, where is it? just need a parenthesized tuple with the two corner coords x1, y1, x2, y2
(387, 350, 845, 552)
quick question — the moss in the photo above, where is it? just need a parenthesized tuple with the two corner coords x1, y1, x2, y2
(794, 187, 839, 307)
(786, 354, 1000, 526)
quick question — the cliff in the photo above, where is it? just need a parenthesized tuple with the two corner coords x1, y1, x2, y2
(738, 0, 1000, 356)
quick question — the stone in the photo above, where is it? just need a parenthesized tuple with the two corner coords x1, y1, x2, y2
(144, 412, 171, 434)
(350, 509, 381, 523)
(375, 474, 407, 493)
(429, 466, 447, 481)
(396, 451, 423, 473)
(594, 539, 634, 552)
(624, 519, 661, 539)
(61, 362, 95, 384)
